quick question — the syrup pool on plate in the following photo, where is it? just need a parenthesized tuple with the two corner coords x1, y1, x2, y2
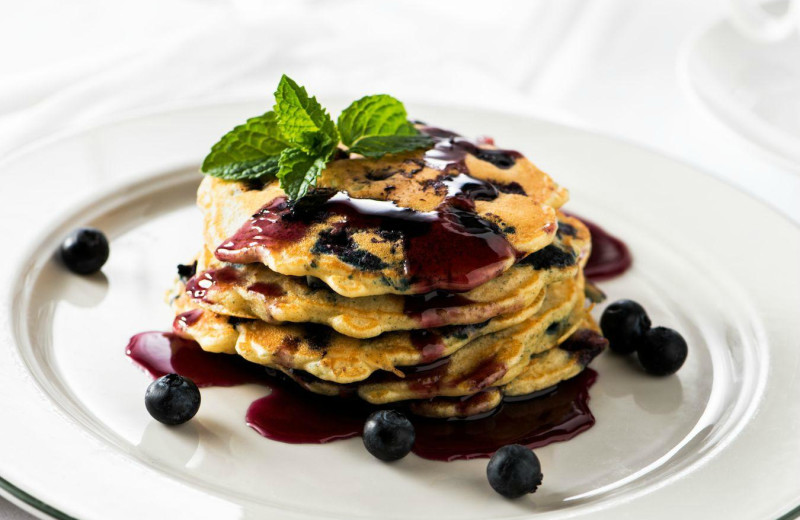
(126, 332, 598, 461)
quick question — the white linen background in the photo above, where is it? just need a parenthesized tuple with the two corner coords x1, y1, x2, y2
(0, 0, 797, 518)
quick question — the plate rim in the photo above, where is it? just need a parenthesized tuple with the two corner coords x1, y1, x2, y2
(0, 474, 72, 520)
(0, 99, 798, 520)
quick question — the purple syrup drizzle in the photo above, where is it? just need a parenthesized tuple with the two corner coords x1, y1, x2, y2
(174, 309, 203, 327)
(184, 267, 240, 301)
(126, 332, 597, 461)
(247, 282, 286, 298)
(421, 126, 522, 173)
(412, 369, 596, 461)
(403, 291, 474, 328)
(126, 332, 269, 387)
(409, 329, 447, 363)
(249, 367, 597, 461)
(573, 215, 632, 281)
(214, 173, 516, 294)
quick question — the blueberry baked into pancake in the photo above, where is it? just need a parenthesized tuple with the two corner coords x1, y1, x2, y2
(115, 76, 682, 495)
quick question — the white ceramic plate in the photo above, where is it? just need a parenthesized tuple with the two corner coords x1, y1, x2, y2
(0, 101, 798, 520)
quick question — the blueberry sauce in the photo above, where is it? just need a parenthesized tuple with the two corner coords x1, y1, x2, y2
(574, 216, 632, 281)
(185, 267, 240, 301)
(456, 358, 508, 391)
(403, 291, 474, 328)
(126, 332, 269, 387)
(398, 356, 452, 375)
(173, 309, 203, 333)
(396, 357, 452, 396)
(421, 127, 522, 172)
(246, 382, 366, 444)
(215, 173, 516, 294)
(559, 329, 609, 366)
(246, 368, 596, 461)
(409, 329, 447, 363)
(413, 370, 596, 461)
(247, 282, 286, 298)
(126, 332, 596, 461)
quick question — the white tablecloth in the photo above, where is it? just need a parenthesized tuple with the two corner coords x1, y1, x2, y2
(0, 0, 797, 518)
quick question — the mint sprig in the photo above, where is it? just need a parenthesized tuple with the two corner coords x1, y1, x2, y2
(338, 94, 432, 158)
(277, 148, 328, 200)
(337, 95, 416, 145)
(348, 134, 435, 158)
(200, 75, 432, 200)
(274, 75, 339, 156)
(201, 111, 287, 180)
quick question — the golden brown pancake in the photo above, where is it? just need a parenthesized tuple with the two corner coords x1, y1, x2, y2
(353, 272, 587, 403)
(172, 284, 546, 383)
(269, 317, 605, 419)
(408, 389, 503, 419)
(248, 271, 586, 396)
(411, 321, 605, 418)
(171, 268, 587, 388)
(182, 214, 590, 338)
(198, 134, 568, 297)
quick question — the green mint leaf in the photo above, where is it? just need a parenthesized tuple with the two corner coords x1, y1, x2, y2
(337, 94, 417, 147)
(203, 156, 281, 180)
(277, 147, 329, 200)
(201, 111, 288, 180)
(348, 134, 434, 158)
(274, 74, 338, 154)
(202, 77, 430, 200)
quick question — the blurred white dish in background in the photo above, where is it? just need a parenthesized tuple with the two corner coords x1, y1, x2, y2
(681, 0, 800, 168)
(729, 0, 800, 40)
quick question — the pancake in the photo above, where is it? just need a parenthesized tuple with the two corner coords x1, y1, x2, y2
(182, 214, 590, 338)
(408, 389, 503, 419)
(199, 129, 569, 297)
(411, 323, 606, 418)
(172, 282, 547, 383)
(259, 271, 586, 399)
(353, 272, 587, 403)
(503, 326, 606, 397)
(271, 319, 604, 419)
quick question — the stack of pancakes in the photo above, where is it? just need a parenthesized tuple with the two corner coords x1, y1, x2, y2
(171, 130, 606, 418)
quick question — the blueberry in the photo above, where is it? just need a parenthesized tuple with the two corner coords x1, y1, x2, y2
(362, 410, 415, 461)
(145, 374, 201, 425)
(600, 299, 651, 354)
(177, 261, 197, 281)
(637, 327, 688, 376)
(60, 227, 109, 275)
(486, 444, 543, 498)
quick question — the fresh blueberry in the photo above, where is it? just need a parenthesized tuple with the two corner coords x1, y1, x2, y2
(486, 444, 543, 498)
(600, 299, 651, 354)
(637, 327, 688, 376)
(60, 227, 109, 275)
(362, 410, 415, 461)
(145, 374, 201, 425)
